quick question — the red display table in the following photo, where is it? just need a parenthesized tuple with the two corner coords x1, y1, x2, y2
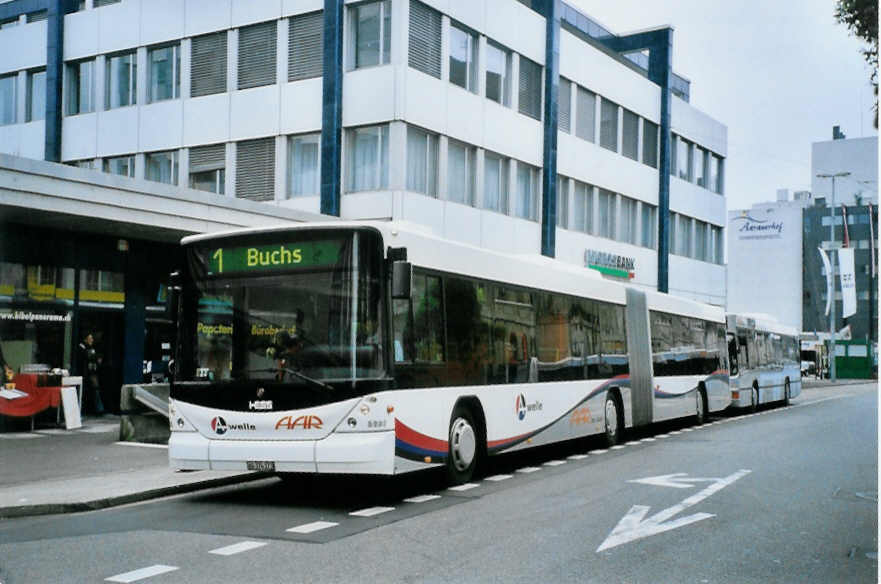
(0, 374, 63, 420)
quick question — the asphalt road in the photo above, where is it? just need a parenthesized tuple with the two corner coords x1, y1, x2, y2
(0, 383, 876, 584)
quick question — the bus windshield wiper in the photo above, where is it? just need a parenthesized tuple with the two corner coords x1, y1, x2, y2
(243, 368, 334, 391)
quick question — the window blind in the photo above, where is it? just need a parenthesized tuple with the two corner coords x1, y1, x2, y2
(189, 143, 225, 173)
(408, 0, 442, 79)
(558, 78, 571, 133)
(191, 31, 228, 97)
(289, 12, 323, 81)
(518, 57, 542, 120)
(238, 21, 277, 90)
(236, 138, 275, 201)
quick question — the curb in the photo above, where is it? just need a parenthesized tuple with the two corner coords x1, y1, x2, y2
(0, 472, 272, 520)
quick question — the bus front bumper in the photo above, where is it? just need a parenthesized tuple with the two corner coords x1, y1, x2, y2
(169, 430, 396, 475)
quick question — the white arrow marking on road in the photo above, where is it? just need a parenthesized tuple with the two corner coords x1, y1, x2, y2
(627, 473, 724, 489)
(597, 469, 751, 552)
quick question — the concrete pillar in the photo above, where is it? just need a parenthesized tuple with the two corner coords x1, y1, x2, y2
(180, 38, 191, 99)
(438, 134, 449, 200)
(227, 28, 238, 92)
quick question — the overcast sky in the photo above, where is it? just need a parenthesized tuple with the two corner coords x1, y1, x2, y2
(572, 0, 878, 211)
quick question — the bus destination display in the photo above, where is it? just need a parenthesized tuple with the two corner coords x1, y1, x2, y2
(206, 240, 342, 275)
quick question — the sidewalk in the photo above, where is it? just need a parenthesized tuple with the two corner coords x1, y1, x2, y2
(0, 415, 265, 519)
(801, 377, 875, 389)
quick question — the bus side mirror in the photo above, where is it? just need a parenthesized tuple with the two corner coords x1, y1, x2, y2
(391, 261, 412, 300)
(167, 270, 182, 324)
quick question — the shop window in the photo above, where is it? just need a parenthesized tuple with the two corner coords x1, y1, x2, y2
(79, 269, 125, 305)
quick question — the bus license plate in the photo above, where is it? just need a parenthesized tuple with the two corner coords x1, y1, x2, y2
(247, 461, 275, 472)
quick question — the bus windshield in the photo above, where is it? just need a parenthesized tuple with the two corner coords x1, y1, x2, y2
(182, 230, 385, 384)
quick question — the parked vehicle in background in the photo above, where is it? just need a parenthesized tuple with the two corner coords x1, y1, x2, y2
(727, 314, 801, 410)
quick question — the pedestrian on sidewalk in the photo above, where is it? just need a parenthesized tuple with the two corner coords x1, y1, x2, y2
(75, 332, 105, 415)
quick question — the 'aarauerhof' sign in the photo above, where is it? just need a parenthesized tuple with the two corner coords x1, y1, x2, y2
(585, 250, 635, 279)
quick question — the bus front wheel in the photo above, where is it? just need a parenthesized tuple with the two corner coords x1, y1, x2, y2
(446, 405, 478, 485)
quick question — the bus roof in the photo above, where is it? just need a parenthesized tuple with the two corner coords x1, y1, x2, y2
(181, 221, 725, 323)
(727, 313, 800, 337)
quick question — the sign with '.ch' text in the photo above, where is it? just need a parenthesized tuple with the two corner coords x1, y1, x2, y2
(207, 241, 343, 275)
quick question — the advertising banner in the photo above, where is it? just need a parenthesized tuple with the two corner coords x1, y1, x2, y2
(818, 248, 833, 316)
(838, 247, 857, 318)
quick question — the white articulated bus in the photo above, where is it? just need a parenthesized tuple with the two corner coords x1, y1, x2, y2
(726, 314, 801, 410)
(168, 222, 729, 484)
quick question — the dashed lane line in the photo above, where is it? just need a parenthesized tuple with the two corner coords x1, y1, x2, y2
(591, 449, 609, 454)
(349, 506, 395, 517)
(105, 564, 178, 583)
(114, 441, 168, 449)
(485, 474, 514, 482)
(448, 483, 480, 492)
(544, 460, 567, 466)
(404, 494, 441, 503)
(517, 466, 542, 473)
(567, 454, 589, 460)
(611, 445, 627, 450)
(286, 521, 339, 534)
(209, 541, 268, 556)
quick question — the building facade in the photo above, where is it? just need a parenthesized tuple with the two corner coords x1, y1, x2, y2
(0, 0, 729, 406)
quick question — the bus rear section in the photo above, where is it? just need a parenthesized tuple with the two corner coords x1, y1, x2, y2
(726, 314, 801, 409)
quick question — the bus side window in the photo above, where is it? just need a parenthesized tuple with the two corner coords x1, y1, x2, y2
(738, 335, 750, 369)
(727, 333, 738, 376)
(392, 298, 413, 362)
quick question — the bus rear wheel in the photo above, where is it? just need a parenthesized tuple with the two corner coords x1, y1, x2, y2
(695, 387, 707, 425)
(604, 393, 622, 447)
(446, 405, 479, 485)
(749, 386, 759, 413)
(783, 379, 791, 406)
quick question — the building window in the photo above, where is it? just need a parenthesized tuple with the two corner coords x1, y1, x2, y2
(597, 189, 616, 239)
(695, 220, 708, 261)
(556, 176, 569, 228)
(486, 41, 511, 106)
(676, 136, 691, 181)
(347, 124, 389, 192)
(622, 109, 638, 161)
(238, 21, 277, 90)
(694, 146, 707, 188)
(515, 162, 539, 221)
(599, 97, 618, 152)
(408, 0, 441, 79)
(619, 196, 637, 245)
(0, 74, 16, 126)
(189, 143, 225, 194)
(26, 10, 47, 23)
(483, 152, 509, 213)
(447, 139, 475, 206)
(236, 137, 276, 201)
(573, 181, 592, 234)
(66, 59, 95, 115)
(145, 150, 179, 185)
(350, 0, 391, 69)
(558, 78, 571, 133)
(287, 133, 320, 197)
(105, 51, 137, 109)
(0, 17, 19, 29)
(712, 225, 723, 264)
(406, 126, 438, 197)
(518, 56, 542, 120)
(677, 214, 692, 256)
(710, 154, 723, 194)
(575, 86, 595, 143)
(94, 0, 121, 7)
(642, 119, 658, 168)
(289, 11, 324, 81)
(449, 22, 477, 93)
(66, 159, 96, 169)
(103, 155, 135, 178)
(148, 44, 180, 102)
(641, 203, 656, 249)
(191, 31, 228, 97)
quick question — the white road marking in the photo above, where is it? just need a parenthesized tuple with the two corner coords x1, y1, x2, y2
(209, 541, 267, 556)
(669, 431, 682, 435)
(114, 441, 168, 449)
(80, 424, 118, 433)
(655, 434, 669, 439)
(485, 474, 513, 482)
(448, 483, 480, 491)
(517, 466, 542, 473)
(640, 438, 656, 443)
(286, 521, 339, 534)
(35, 429, 68, 435)
(404, 494, 441, 503)
(567, 454, 589, 460)
(350, 506, 395, 517)
(628, 473, 727, 489)
(681, 428, 694, 432)
(625, 441, 639, 445)
(0, 433, 45, 439)
(544, 460, 566, 466)
(105, 564, 179, 582)
(611, 445, 627, 450)
(597, 469, 752, 552)
(591, 449, 609, 454)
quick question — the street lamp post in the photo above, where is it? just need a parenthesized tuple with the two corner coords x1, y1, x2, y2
(817, 171, 851, 381)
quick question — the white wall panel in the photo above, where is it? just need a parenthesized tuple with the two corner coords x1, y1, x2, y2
(445, 85, 484, 149)
(447, 0, 484, 35)
(672, 97, 727, 156)
(64, 10, 98, 60)
(140, 0, 185, 47)
(139, 100, 183, 152)
(341, 191, 394, 219)
(19, 121, 45, 160)
(280, 78, 323, 135)
(97, 107, 139, 156)
(443, 202, 482, 247)
(282, 0, 323, 18)
(61, 113, 98, 160)
(403, 70, 447, 136)
(670, 178, 725, 226)
(278, 194, 321, 214)
(185, 0, 232, 37)
(479, 209, 516, 251)
(182, 93, 230, 146)
(484, 0, 544, 64)
(343, 67, 395, 126)
(401, 192, 444, 235)
(231, 0, 282, 28)
(230, 85, 279, 140)
(0, 125, 20, 156)
(669, 255, 725, 306)
(97, 0, 141, 54)
(481, 104, 542, 167)
(0, 21, 46, 73)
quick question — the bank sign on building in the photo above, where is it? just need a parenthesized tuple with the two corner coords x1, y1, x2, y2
(727, 205, 803, 331)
